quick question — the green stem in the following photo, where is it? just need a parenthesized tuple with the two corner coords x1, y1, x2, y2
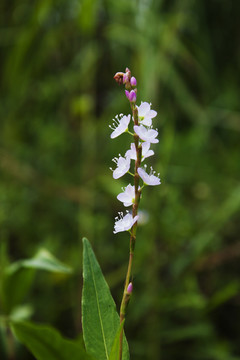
(6, 326, 15, 360)
(119, 102, 142, 360)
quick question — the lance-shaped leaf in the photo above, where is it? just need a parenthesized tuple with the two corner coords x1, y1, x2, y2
(82, 238, 129, 360)
(11, 321, 92, 360)
(5, 249, 72, 275)
(2, 249, 72, 313)
(109, 321, 125, 360)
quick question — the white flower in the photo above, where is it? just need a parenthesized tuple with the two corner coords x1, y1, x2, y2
(125, 142, 154, 161)
(134, 125, 159, 144)
(111, 155, 130, 179)
(138, 166, 161, 186)
(137, 102, 157, 126)
(113, 212, 139, 234)
(109, 114, 131, 139)
(117, 184, 139, 207)
(117, 184, 135, 206)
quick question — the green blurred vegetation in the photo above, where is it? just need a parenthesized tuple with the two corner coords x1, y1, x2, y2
(0, 0, 240, 359)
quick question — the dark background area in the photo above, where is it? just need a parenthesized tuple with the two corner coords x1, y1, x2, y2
(0, 0, 240, 359)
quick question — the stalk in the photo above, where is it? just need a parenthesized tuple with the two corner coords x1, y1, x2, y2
(118, 103, 142, 360)
(113, 68, 160, 360)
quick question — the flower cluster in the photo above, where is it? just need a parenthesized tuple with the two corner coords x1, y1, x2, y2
(111, 68, 161, 234)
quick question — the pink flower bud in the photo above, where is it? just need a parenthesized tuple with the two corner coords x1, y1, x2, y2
(123, 73, 129, 84)
(127, 282, 133, 294)
(128, 90, 136, 102)
(130, 76, 137, 87)
(125, 67, 131, 78)
(125, 90, 130, 100)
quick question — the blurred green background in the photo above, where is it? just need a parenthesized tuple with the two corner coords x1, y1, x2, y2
(1, 0, 240, 359)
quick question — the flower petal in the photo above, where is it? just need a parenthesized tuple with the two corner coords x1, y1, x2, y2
(138, 102, 150, 116)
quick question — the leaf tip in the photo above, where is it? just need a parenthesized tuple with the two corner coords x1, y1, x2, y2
(82, 237, 89, 246)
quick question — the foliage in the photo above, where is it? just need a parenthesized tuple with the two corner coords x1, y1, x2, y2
(82, 238, 129, 360)
(0, 0, 240, 359)
(11, 321, 92, 360)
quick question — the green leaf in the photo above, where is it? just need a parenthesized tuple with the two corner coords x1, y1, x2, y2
(109, 321, 125, 360)
(11, 321, 92, 360)
(82, 238, 129, 360)
(10, 304, 34, 322)
(5, 249, 72, 275)
(2, 249, 72, 313)
(2, 268, 35, 314)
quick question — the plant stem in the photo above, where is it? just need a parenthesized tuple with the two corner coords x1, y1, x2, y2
(6, 326, 15, 360)
(119, 103, 142, 360)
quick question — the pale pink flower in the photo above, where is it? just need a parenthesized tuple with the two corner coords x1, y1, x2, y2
(125, 142, 154, 161)
(117, 184, 140, 207)
(137, 102, 157, 126)
(111, 155, 130, 179)
(113, 212, 139, 234)
(138, 166, 161, 186)
(109, 114, 131, 139)
(134, 125, 159, 143)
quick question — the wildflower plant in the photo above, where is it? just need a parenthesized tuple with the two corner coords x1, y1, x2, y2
(80, 68, 161, 360)
(111, 67, 161, 358)
(4, 69, 160, 360)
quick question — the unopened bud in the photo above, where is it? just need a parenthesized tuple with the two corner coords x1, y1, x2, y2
(127, 282, 133, 294)
(130, 76, 137, 87)
(113, 72, 125, 85)
(128, 90, 137, 102)
(125, 67, 131, 78)
(123, 73, 129, 84)
(125, 90, 130, 100)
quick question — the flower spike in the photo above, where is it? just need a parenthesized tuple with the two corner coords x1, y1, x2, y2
(111, 68, 161, 360)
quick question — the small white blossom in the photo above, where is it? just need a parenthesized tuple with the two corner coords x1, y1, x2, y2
(117, 184, 141, 207)
(109, 114, 131, 139)
(111, 155, 130, 179)
(113, 211, 139, 234)
(134, 125, 159, 144)
(125, 142, 154, 161)
(138, 165, 161, 186)
(117, 184, 135, 206)
(137, 102, 157, 126)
